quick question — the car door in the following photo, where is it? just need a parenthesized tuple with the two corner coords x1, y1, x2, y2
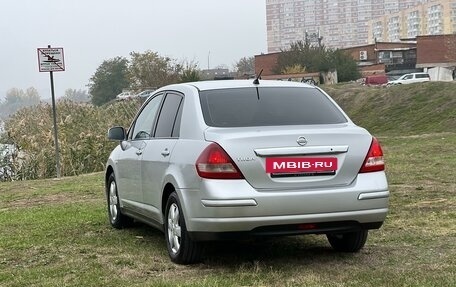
(402, 74, 413, 84)
(140, 92, 184, 222)
(116, 93, 164, 213)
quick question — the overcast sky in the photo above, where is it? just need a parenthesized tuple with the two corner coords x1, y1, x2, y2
(0, 0, 267, 100)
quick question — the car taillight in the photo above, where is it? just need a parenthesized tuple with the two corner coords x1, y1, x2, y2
(196, 143, 244, 179)
(359, 137, 385, 173)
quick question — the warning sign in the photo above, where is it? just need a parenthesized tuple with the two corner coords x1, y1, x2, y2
(37, 47, 65, 72)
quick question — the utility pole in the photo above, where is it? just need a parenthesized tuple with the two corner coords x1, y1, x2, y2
(318, 29, 323, 48)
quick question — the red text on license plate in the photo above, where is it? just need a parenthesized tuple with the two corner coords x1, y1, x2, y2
(265, 157, 338, 173)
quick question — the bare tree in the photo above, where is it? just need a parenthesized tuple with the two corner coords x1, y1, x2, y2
(235, 56, 255, 77)
(0, 87, 40, 119)
(128, 51, 182, 90)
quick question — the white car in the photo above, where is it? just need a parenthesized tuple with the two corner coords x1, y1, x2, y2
(135, 89, 156, 100)
(388, 73, 430, 85)
(115, 91, 135, 100)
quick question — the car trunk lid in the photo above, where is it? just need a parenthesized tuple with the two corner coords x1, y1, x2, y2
(204, 125, 372, 190)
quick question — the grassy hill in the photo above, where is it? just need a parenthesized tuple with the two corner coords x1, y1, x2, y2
(325, 82, 456, 136)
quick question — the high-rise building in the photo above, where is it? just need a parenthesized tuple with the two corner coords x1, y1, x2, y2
(266, 0, 432, 52)
(368, 0, 456, 43)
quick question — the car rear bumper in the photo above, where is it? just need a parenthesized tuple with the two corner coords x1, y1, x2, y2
(188, 220, 384, 241)
(178, 172, 389, 235)
(186, 208, 387, 239)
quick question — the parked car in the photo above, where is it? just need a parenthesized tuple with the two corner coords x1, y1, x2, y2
(105, 80, 389, 264)
(387, 72, 430, 85)
(115, 91, 135, 100)
(364, 74, 388, 86)
(135, 89, 156, 102)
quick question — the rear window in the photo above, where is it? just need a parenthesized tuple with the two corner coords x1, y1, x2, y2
(199, 87, 347, 127)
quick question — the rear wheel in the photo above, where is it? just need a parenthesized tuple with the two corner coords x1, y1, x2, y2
(326, 230, 368, 252)
(106, 173, 132, 229)
(165, 192, 202, 264)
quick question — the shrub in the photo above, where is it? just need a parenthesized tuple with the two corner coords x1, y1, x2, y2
(3, 99, 141, 180)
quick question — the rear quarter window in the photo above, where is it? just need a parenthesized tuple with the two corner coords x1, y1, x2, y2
(416, 74, 430, 79)
(199, 87, 347, 127)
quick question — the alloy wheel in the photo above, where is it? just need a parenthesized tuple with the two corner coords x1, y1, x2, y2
(109, 181, 118, 222)
(167, 203, 182, 254)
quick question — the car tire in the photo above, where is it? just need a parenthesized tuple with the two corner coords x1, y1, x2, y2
(106, 173, 132, 229)
(305, 79, 316, 85)
(326, 230, 368, 252)
(165, 192, 202, 264)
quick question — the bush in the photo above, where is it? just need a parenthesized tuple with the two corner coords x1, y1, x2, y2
(274, 41, 360, 82)
(3, 99, 141, 180)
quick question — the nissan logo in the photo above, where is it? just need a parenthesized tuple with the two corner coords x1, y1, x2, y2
(297, 136, 307, 146)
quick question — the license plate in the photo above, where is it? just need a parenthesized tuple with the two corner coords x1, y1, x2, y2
(265, 157, 338, 173)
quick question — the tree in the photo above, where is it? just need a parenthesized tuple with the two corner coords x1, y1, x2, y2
(332, 50, 361, 82)
(274, 41, 360, 82)
(0, 87, 40, 119)
(235, 56, 255, 76)
(88, 57, 129, 106)
(128, 50, 182, 90)
(62, 89, 90, 103)
(275, 41, 332, 74)
(180, 61, 201, 83)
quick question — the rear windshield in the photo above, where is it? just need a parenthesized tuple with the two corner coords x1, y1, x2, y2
(199, 87, 347, 127)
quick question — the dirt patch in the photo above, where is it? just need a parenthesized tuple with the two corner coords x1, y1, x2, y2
(2, 192, 102, 210)
(378, 132, 454, 139)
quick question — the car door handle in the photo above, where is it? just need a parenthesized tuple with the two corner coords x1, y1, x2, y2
(161, 149, 170, 157)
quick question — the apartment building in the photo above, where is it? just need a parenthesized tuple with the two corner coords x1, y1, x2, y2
(368, 0, 456, 42)
(266, 0, 431, 52)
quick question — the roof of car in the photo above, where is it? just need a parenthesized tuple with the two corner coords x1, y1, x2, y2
(172, 80, 316, 91)
(406, 72, 430, 75)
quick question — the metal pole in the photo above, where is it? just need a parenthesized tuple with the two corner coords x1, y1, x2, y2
(48, 44, 61, 178)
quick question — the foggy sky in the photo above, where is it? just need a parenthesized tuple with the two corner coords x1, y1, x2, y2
(0, 0, 267, 100)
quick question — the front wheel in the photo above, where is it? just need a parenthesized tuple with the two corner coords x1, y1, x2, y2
(106, 173, 132, 229)
(326, 230, 368, 252)
(305, 79, 316, 85)
(164, 192, 202, 264)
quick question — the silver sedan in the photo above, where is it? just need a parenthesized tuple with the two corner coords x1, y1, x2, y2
(106, 79, 389, 264)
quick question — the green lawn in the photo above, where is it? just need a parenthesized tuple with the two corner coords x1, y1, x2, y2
(1, 133, 455, 286)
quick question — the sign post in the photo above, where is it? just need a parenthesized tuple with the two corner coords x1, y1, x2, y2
(37, 45, 65, 178)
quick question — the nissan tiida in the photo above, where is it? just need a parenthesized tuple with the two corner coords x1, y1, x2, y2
(105, 79, 389, 264)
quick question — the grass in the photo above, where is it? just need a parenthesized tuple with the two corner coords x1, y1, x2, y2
(1, 83, 455, 286)
(325, 81, 456, 136)
(1, 134, 455, 286)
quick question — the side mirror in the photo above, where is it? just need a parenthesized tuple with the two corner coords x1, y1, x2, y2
(108, 126, 126, 141)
